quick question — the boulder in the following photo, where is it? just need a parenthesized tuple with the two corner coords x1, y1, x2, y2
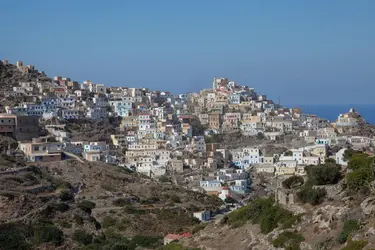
(360, 196, 375, 215)
(312, 205, 349, 230)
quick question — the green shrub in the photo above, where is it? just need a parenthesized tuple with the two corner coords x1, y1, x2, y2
(112, 198, 131, 207)
(73, 230, 93, 245)
(51, 202, 70, 212)
(306, 164, 341, 185)
(102, 216, 117, 228)
(0, 223, 33, 250)
(123, 205, 146, 214)
(0, 192, 15, 200)
(101, 184, 117, 192)
(345, 167, 374, 192)
(128, 235, 162, 249)
(343, 153, 375, 193)
(347, 153, 372, 170)
(227, 198, 300, 233)
(160, 242, 201, 250)
(297, 185, 326, 205)
(55, 181, 72, 190)
(272, 231, 304, 250)
(34, 225, 64, 246)
(115, 219, 131, 231)
(110, 243, 129, 250)
(74, 214, 84, 225)
(341, 238, 367, 250)
(337, 220, 360, 244)
(282, 176, 304, 189)
(59, 221, 72, 228)
(159, 175, 170, 182)
(59, 189, 74, 201)
(77, 200, 96, 214)
(170, 194, 181, 203)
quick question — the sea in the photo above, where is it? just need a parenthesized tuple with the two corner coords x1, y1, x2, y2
(287, 104, 375, 125)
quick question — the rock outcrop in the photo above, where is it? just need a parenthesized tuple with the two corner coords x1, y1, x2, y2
(312, 205, 349, 231)
(361, 197, 375, 215)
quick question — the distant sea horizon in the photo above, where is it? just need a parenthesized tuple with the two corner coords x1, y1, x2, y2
(285, 104, 375, 125)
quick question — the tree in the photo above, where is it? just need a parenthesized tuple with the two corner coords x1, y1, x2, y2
(348, 153, 372, 171)
(77, 200, 96, 214)
(306, 164, 341, 185)
(343, 148, 358, 161)
(34, 225, 64, 246)
(297, 185, 326, 205)
(284, 150, 293, 156)
(344, 153, 375, 193)
(224, 197, 238, 204)
(72, 230, 93, 245)
(59, 189, 74, 201)
(338, 220, 360, 244)
(190, 116, 204, 136)
(256, 132, 265, 140)
(282, 175, 304, 189)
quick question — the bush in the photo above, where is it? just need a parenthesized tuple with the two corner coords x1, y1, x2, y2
(51, 202, 70, 212)
(306, 164, 341, 185)
(127, 235, 162, 249)
(284, 150, 293, 156)
(111, 243, 129, 250)
(34, 225, 64, 246)
(341, 238, 367, 250)
(337, 220, 360, 244)
(224, 197, 238, 204)
(347, 153, 372, 170)
(102, 216, 117, 228)
(59, 221, 72, 228)
(74, 214, 84, 225)
(73, 230, 93, 245)
(59, 189, 74, 201)
(282, 176, 304, 189)
(123, 205, 146, 214)
(101, 184, 117, 192)
(345, 166, 374, 192)
(272, 231, 304, 250)
(227, 198, 300, 233)
(115, 219, 131, 231)
(112, 198, 131, 207)
(170, 194, 181, 203)
(77, 200, 96, 214)
(55, 181, 72, 190)
(0, 223, 33, 250)
(297, 185, 326, 205)
(160, 242, 201, 250)
(343, 148, 358, 161)
(159, 175, 170, 183)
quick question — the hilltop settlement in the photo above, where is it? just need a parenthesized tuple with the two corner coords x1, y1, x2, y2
(1, 59, 375, 250)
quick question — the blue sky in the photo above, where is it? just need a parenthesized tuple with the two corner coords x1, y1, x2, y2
(1, 0, 374, 104)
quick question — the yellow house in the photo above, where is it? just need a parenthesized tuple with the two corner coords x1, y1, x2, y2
(310, 145, 327, 158)
(276, 166, 296, 176)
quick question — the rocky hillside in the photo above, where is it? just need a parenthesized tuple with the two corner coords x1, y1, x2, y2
(179, 152, 375, 250)
(0, 157, 222, 249)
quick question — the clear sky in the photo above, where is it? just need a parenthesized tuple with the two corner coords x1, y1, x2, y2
(1, 0, 374, 104)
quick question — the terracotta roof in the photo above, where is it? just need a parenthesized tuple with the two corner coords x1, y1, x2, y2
(164, 233, 191, 240)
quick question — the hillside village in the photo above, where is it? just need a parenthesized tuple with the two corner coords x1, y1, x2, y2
(1, 60, 374, 191)
(1, 59, 375, 249)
